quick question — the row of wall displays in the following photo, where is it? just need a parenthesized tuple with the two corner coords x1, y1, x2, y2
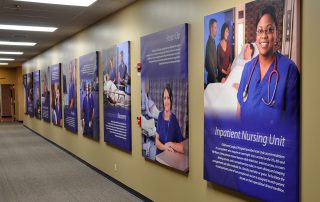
(23, 41, 132, 152)
(24, 24, 189, 172)
(23, 1, 301, 199)
(203, 0, 300, 201)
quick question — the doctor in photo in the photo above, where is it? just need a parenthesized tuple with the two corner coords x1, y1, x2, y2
(237, 5, 300, 125)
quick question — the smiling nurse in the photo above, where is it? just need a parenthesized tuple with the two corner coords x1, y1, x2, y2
(237, 5, 300, 126)
(155, 84, 184, 155)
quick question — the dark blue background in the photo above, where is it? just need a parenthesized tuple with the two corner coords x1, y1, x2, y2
(141, 24, 188, 80)
(79, 52, 100, 140)
(204, 115, 299, 202)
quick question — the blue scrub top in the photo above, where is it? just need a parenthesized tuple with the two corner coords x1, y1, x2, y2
(53, 101, 62, 126)
(109, 67, 116, 82)
(156, 111, 183, 154)
(118, 63, 127, 80)
(82, 96, 91, 123)
(43, 91, 50, 105)
(237, 52, 300, 126)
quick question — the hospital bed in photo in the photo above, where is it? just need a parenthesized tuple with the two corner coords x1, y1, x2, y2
(204, 43, 258, 117)
(103, 80, 130, 107)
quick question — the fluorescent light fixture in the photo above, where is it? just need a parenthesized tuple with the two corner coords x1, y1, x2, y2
(0, 41, 36, 46)
(0, 58, 15, 61)
(0, 24, 57, 32)
(0, 51, 23, 55)
(14, 0, 97, 7)
(0, 63, 9, 65)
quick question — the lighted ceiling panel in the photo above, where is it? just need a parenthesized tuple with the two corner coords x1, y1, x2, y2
(0, 0, 136, 68)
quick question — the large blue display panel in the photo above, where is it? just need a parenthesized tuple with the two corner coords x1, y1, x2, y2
(141, 24, 189, 172)
(51, 63, 62, 127)
(33, 70, 41, 119)
(41, 67, 50, 123)
(63, 59, 78, 134)
(27, 72, 34, 117)
(103, 41, 132, 152)
(79, 51, 100, 141)
(203, 1, 300, 201)
(23, 74, 28, 114)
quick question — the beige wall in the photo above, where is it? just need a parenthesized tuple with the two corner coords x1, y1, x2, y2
(22, 0, 320, 201)
(15, 67, 23, 121)
(0, 68, 16, 84)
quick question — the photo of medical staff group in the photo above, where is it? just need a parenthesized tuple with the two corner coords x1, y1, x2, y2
(63, 59, 78, 133)
(102, 44, 131, 108)
(27, 72, 34, 117)
(51, 64, 62, 127)
(204, 0, 300, 126)
(33, 70, 41, 120)
(23, 74, 27, 114)
(41, 67, 51, 123)
(79, 52, 100, 141)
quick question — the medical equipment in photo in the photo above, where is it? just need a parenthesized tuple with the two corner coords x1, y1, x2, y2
(242, 55, 279, 106)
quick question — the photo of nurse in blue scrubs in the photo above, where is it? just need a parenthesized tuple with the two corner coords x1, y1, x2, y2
(155, 84, 184, 155)
(237, 5, 300, 126)
(204, 1, 300, 201)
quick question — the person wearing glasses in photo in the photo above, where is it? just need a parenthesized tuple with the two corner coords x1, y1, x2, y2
(236, 5, 300, 126)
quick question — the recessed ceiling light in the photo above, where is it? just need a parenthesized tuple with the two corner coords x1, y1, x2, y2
(0, 24, 57, 32)
(0, 51, 23, 55)
(0, 41, 36, 46)
(0, 63, 9, 65)
(14, 0, 97, 7)
(0, 58, 15, 61)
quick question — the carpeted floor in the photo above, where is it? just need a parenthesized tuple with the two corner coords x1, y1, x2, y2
(0, 123, 143, 202)
(0, 117, 16, 123)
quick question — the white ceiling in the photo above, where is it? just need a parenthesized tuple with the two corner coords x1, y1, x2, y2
(0, 0, 136, 68)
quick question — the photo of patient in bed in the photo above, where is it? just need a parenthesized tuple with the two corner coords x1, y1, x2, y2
(204, 1, 300, 119)
(104, 73, 130, 107)
(204, 42, 258, 117)
(204, 8, 257, 118)
(103, 45, 131, 108)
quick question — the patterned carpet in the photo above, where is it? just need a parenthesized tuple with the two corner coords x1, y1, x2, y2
(0, 123, 143, 202)
(0, 117, 16, 123)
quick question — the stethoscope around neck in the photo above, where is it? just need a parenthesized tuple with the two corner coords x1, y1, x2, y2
(242, 54, 279, 106)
